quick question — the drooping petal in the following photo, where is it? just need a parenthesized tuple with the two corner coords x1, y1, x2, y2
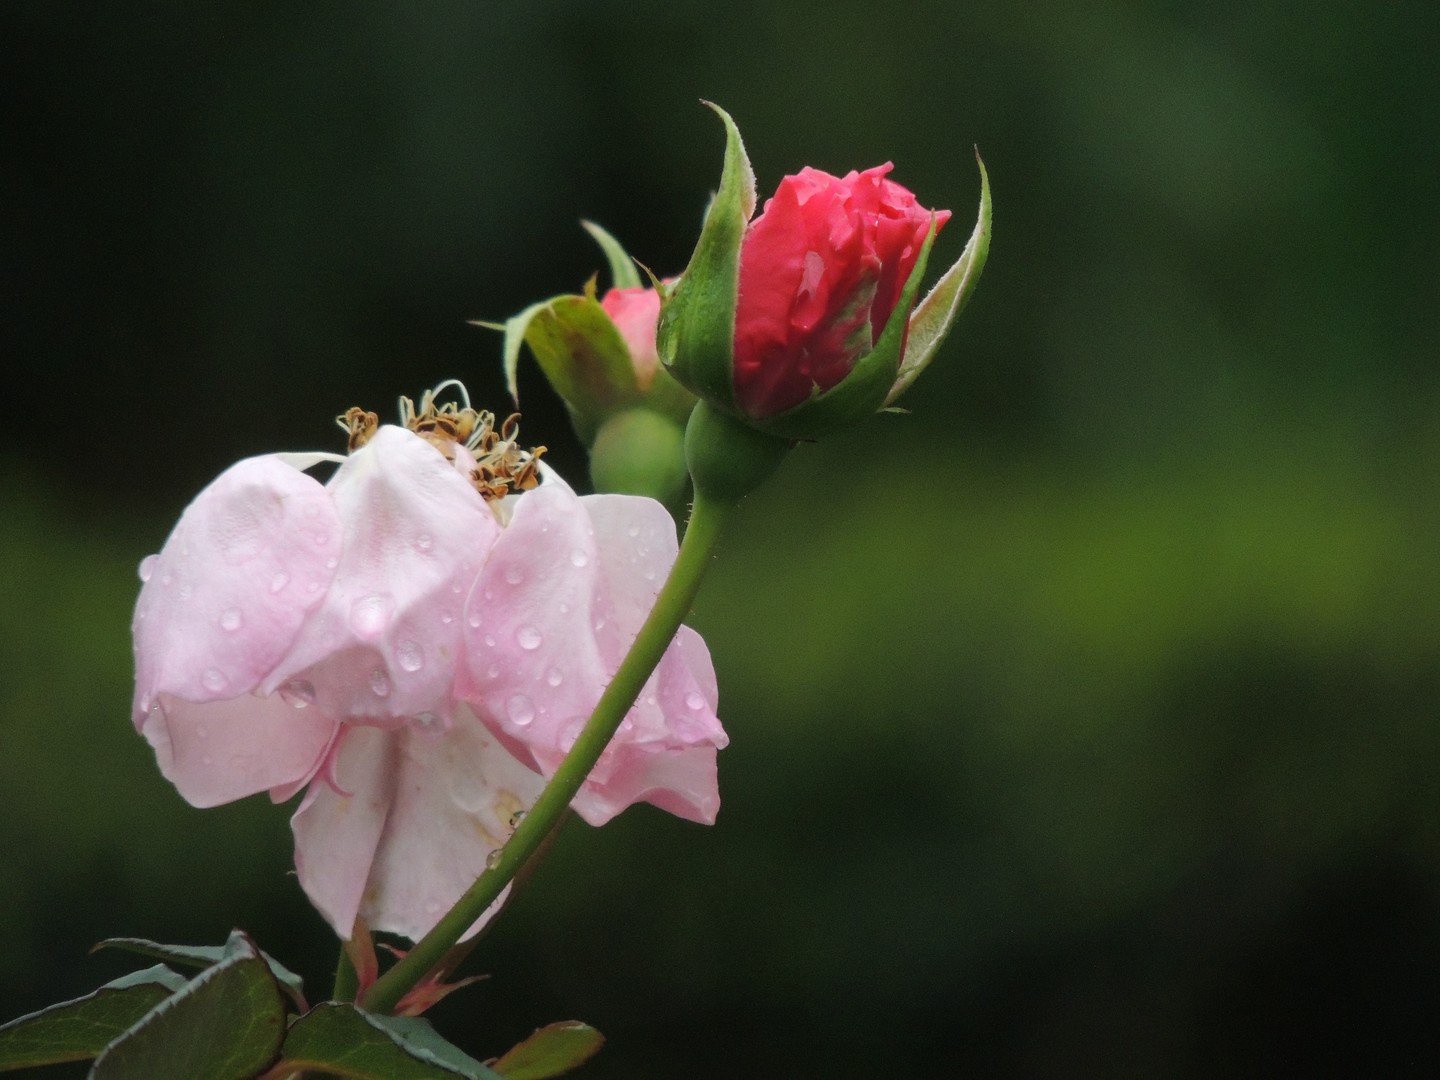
(141, 691, 336, 808)
(132, 454, 344, 722)
(268, 426, 501, 723)
(291, 712, 545, 942)
(459, 473, 726, 827)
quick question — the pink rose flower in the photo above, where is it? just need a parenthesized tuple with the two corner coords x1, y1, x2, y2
(733, 164, 951, 417)
(132, 407, 724, 941)
(598, 285, 663, 388)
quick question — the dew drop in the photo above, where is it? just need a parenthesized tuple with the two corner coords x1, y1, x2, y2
(485, 849, 503, 870)
(396, 639, 424, 672)
(483, 634, 496, 648)
(177, 583, 193, 601)
(413, 711, 441, 732)
(325, 556, 339, 570)
(486, 663, 500, 678)
(685, 690, 707, 711)
(569, 548, 589, 568)
(138, 554, 158, 583)
(544, 667, 564, 687)
(350, 594, 391, 638)
(516, 625, 543, 650)
(280, 679, 316, 708)
(627, 524, 640, 538)
(369, 669, 392, 698)
(220, 607, 243, 632)
(509, 809, 527, 829)
(201, 667, 228, 692)
(414, 532, 434, 553)
(593, 614, 607, 631)
(506, 694, 535, 727)
(451, 581, 464, 595)
(504, 565, 524, 585)
(467, 611, 483, 628)
(644, 569, 656, 582)
(312, 528, 331, 547)
(559, 717, 586, 752)
(306, 579, 322, 594)
(440, 610, 454, 625)
(558, 601, 570, 615)
(269, 571, 290, 594)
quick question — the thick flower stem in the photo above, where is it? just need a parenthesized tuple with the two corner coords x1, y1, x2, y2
(360, 491, 737, 1015)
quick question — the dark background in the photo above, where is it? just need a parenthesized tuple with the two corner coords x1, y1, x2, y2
(5, 2, 1440, 1076)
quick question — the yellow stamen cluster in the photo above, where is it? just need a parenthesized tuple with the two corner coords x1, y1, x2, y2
(337, 382, 546, 502)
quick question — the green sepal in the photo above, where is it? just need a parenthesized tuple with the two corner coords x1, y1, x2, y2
(580, 220, 642, 291)
(89, 931, 287, 1080)
(491, 1021, 605, 1080)
(886, 150, 992, 405)
(657, 102, 755, 412)
(278, 1003, 503, 1079)
(497, 293, 641, 443)
(744, 216, 940, 441)
(0, 966, 186, 1071)
(95, 933, 307, 1010)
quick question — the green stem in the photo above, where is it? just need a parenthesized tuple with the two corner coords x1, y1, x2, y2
(361, 491, 736, 1014)
(331, 946, 358, 1002)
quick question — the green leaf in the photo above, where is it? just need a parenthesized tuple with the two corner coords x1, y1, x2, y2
(90, 931, 287, 1080)
(280, 1003, 504, 1079)
(95, 933, 306, 1009)
(656, 101, 754, 412)
(0, 966, 186, 1071)
(581, 220, 642, 291)
(492, 1021, 605, 1080)
(886, 150, 992, 406)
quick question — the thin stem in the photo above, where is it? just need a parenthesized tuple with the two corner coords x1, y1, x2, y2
(331, 946, 358, 1002)
(361, 492, 735, 1014)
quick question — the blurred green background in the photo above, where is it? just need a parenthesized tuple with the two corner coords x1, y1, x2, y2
(4, 2, 1440, 1076)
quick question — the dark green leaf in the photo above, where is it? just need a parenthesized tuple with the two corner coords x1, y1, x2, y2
(90, 932, 286, 1080)
(492, 1021, 605, 1080)
(0, 966, 185, 1071)
(94, 932, 306, 1008)
(280, 1003, 503, 1079)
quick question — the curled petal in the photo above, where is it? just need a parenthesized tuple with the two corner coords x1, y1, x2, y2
(268, 426, 501, 722)
(141, 692, 336, 809)
(132, 454, 344, 721)
(459, 473, 726, 826)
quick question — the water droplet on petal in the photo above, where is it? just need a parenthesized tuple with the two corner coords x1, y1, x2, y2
(506, 694, 535, 726)
(138, 554, 157, 582)
(483, 634, 496, 648)
(516, 625, 543, 650)
(559, 717, 586, 752)
(685, 690, 707, 711)
(280, 679, 316, 708)
(569, 548, 589, 568)
(396, 639, 424, 672)
(413, 711, 442, 731)
(593, 614, 607, 631)
(269, 571, 290, 593)
(467, 611, 483, 628)
(414, 532, 434, 553)
(486, 663, 500, 678)
(350, 594, 391, 638)
(544, 667, 564, 687)
(306, 579, 322, 594)
(504, 565, 524, 585)
(627, 524, 640, 538)
(178, 583, 193, 601)
(509, 809, 527, 829)
(220, 607, 243, 632)
(369, 669, 392, 698)
(485, 849, 503, 870)
(558, 601, 570, 614)
(325, 556, 339, 570)
(312, 528, 331, 546)
(201, 668, 228, 692)
(440, 610, 454, 625)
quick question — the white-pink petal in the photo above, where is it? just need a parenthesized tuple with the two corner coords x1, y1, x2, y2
(292, 710, 545, 941)
(140, 691, 336, 809)
(267, 426, 501, 723)
(132, 454, 344, 722)
(459, 473, 727, 827)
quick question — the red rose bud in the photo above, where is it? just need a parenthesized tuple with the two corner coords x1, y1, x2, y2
(734, 164, 950, 417)
(660, 104, 990, 444)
